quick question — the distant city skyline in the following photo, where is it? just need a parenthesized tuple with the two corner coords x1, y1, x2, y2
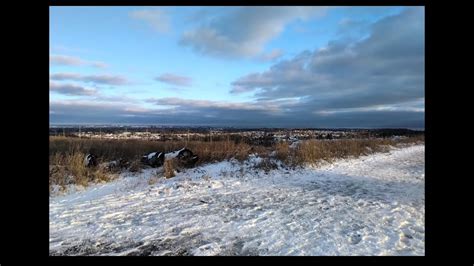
(50, 6, 424, 128)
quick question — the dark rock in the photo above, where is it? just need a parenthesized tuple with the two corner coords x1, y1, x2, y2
(177, 148, 199, 167)
(84, 153, 98, 167)
(102, 158, 130, 172)
(141, 151, 165, 167)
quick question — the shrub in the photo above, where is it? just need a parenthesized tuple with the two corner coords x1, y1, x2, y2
(275, 141, 290, 162)
(254, 157, 279, 173)
(164, 159, 178, 179)
(49, 151, 114, 192)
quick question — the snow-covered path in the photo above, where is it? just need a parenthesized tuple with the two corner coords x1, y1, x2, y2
(49, 145, 424, 256)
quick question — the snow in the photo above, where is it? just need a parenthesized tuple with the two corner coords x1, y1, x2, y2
(147, 152, 157, 159)
(165, 148, 185, 160)
(84, 154, 92, 164)
(50, 145, 424, 256)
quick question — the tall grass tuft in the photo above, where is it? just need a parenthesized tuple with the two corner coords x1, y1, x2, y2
(164, 159, 177, 179)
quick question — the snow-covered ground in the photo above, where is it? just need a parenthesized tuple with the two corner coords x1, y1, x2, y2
(49, 145, 424, 256)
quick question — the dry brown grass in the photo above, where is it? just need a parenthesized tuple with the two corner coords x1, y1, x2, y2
(164, 159, 178, 179)
(128, 160, 142, 173)
(49, 151, 114, 192)
(49, 136, 264, 165)
(293, 136, 423, 166)
(49, 136, 263, 188)
(275, 142, 290, 161)
(49, 135, 423, 188)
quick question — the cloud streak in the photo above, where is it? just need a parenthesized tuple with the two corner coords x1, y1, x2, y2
(130, 9, 170, 32)
(50, 82, 97, 96)
(50, 73, 129, 85)
(50, 55, 107, 68)
(155, 73, 193, 87)
(147, 97, 280, 112)
(50, 98, 424, 128)
(257, 49, 284, 62)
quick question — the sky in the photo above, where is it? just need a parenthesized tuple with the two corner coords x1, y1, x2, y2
(50, 6, 424, 128)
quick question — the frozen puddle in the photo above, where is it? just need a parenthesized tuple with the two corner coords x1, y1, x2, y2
(50, 145, 424, 256)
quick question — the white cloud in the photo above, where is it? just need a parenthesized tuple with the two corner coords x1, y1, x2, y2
(258, 49, 284, 62)
(50, 72, 129, 85)
(50, 82, 97, 96)
(180, 7, 327, 59)
(155, 73, 192, 87)
(147, 97, 283, 113)
(231, 7, 425, 113)
(130, 9, 170, 33)
(50, 54, 107, 68)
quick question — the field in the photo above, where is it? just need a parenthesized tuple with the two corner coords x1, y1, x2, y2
(50, 143, 425, 255)
(49, 132, 424, 255)
(49, 135, 424, 190)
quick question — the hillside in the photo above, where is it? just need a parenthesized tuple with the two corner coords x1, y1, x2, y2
(50, 144, 425, 256)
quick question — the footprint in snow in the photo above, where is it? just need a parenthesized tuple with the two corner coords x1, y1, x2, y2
(348, 233, 362, 245)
